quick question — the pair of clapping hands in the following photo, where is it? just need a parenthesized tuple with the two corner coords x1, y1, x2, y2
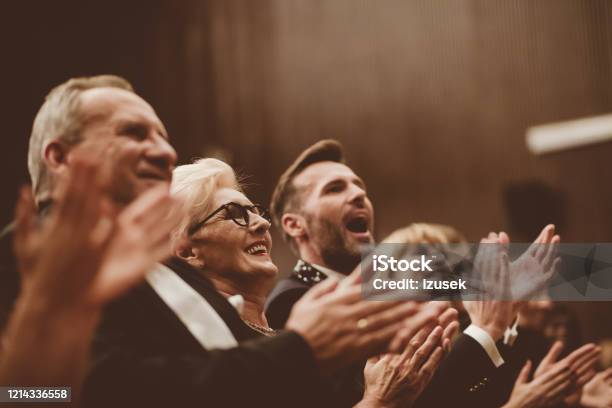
(286, 264, 455, 376)
(290, 271, 459, 408)
(504, 341, 602, 408)
(477, 227, 560, 300)
(0, 149, 184, 392)
(351, 225, 561, 408)
(13, 153, 183, 311)
(466, 226, 560, 341)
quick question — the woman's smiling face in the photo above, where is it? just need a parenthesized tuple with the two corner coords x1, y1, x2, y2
(188, 187, 278, 281)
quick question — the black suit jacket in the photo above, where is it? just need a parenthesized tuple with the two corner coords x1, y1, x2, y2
(80, 258, 331, 408)
(267, 262, 368, 406)
(265, 260, 324, 330)
(415, 333, 507, 407)
(266, 276, 311, 330)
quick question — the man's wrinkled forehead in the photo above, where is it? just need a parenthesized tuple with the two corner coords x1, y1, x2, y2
(292, 161, 361, 192)
(78, 87, 166, 133)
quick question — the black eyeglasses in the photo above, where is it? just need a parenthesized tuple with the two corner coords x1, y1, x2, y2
(188, 202, 271, 236)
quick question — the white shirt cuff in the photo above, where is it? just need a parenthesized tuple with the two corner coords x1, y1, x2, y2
(464, 324, 505, 367)
(503, 317, 520, 346)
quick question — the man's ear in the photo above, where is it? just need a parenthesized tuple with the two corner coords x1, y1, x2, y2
(43, 140, 70, 173)
(281, 212, 307, 241)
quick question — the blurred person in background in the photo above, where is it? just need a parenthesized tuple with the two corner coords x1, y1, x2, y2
(542, 304, 583, 354)
(384, 223, 468, 246)
(382, 223, 471, 327)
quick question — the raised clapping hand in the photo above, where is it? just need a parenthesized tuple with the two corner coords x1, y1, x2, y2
(499, 225, 560, 301)
(14, 154, 183, 308)
(1, 152, 183, 393)
(463, 234, 518, 341)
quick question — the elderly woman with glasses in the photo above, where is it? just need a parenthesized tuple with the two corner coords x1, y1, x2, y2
(171, 158, 278, 335)
(169, 158, 464, 408)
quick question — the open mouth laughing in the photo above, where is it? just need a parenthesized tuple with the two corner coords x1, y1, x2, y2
(245, 240, 270, 256)
(343, 210, 373, 242)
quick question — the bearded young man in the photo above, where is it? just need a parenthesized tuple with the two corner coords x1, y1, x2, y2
(266, 140, 374, 327)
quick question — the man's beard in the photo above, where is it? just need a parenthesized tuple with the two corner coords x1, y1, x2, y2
(309, 216, 362, 275)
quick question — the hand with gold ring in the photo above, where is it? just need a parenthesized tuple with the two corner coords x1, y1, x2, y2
(359, 325, 447, 408)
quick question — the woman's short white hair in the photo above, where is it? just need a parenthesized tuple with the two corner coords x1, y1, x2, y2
(171, 158, 240, 239)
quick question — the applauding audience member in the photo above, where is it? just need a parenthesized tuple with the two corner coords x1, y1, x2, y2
(0, 154, 181, 402)
(266, 139, 376, 327)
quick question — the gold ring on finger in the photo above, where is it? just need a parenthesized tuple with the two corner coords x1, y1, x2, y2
(357, 318, 369, 329)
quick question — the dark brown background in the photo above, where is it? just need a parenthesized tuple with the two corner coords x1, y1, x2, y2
(1, 0, 611, 341)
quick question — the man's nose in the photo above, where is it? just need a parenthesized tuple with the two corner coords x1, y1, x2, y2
(147, 135, 177, 169)
(348, 184, 367, 207)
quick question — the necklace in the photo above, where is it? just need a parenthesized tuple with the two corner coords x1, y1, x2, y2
(242, 319, 277, 337)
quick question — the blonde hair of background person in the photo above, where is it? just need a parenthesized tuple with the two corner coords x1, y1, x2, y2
(383, 223, 467, 245)
(383, 223, 471, 270)
(382, 222, 470, 316)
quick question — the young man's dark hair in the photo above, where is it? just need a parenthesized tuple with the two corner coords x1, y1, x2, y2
(270, 139, 345, 253)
